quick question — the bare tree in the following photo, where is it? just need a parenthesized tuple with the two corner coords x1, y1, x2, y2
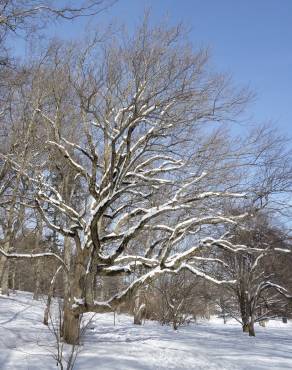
(207, 212, 291, 336)
(0, 0, 115, 51)
(2, 18, 280, 345)
(146, 272, 200, 330)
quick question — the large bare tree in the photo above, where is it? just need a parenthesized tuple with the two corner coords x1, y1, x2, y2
(2, 20, 286, 344)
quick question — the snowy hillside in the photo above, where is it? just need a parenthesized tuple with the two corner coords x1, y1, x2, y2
(0, 291, 292, 370)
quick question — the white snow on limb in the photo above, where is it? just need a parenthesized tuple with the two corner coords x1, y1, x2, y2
(46, 140, 89, 179)
(181, 264, 236, 285)
(92, 301, 111, 309)
(173, 172, 208, 201)
(36, 199, 76, 237)
(126, 171, 172, 184)
(139, 163, 184, 176)
(114, 256, 158, 266)
(196, 191, 247, 200)
(0, 248, 67, 270)
(102, 265, 132, 273)
(203, 238, 292, 256)
(263, 281, 292, 298)
(76, 261, 237, 315)
(114, 104, 135, 124)
(166, 245, 201, 267)
(135, 155, 182, 172)
(37, 190, 84, 226)
(201, 237, 255, 253)
(147, 224, 174, 233)
(73, 297, 85, 305)
(50, 265, 63, 285)
(189, 257, 229, 267)
(173, 215, 243, 232)
(0, 153, 63, 202)
(114, 207, 148, 231)
(274, 247, 291, 253)
(72, 297, 85, 309)
(250, 253, 265, 272)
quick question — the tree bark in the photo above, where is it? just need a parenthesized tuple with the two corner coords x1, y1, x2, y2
(10, 261, 16, 293)
(61, 244, 85, 344)
(248, 317, 256, 336)
(33, 260, 42, 300)
(85, 272, 95, 306)
(62, 306, 81, 345)
(133, 291, 145, 325)
(0, 256, 9, 295)
(33, 216, 43, 300)
(239, 293, 250, 333)
(242, 322, 249, 332)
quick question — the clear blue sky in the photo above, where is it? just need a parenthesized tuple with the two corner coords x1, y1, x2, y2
(19, 0, 292, 135)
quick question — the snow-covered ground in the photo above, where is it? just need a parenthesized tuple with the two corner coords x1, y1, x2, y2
(0, 292, 292, 369)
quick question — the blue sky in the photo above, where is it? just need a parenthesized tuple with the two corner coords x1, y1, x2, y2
(16, 0, 292, 135)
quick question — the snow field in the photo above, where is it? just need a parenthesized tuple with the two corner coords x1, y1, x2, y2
(0, 292, 292, 369)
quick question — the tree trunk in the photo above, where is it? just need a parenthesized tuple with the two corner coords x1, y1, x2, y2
(10, 261, 16, 293)
(242, 322, 249, 332)
(239, 296, 250, 333)
(61, 244, 85, 344)
(44, 265, 63, 326)
(133, 291, 143, 325)
(62, 306, 81, 345)
(220, 300, 227, 324)
(133, 291, 146, 325)
(134, 313, 142, 325)
(249, 316, 256, 336)
(0, 238, 11, 295)
(43, 298, 50, 326)
(33, 217, 43, 300)
(0, 256, 9, 295)
(33, 260, 42, 300)
(85, 272, 95, 306)
(205, 302, 210, 320)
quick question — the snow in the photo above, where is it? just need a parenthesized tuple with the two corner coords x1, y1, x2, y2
(1, 291, 292, 369)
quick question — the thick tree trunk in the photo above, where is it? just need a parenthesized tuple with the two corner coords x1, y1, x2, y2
(62, 306, 81, 345)
(239, 294, 250, 333)
(134, 313, 142, 325)
(249, 317, 256, 336)
(133, 292, 142, 325)
(85, 272, 95, 306)
(133, 291, 145, 325)
(242, 322, 249, 332)
(248, 314, 255, 337)
(61, 243, 86, 345)
(43, 298, 51, 326)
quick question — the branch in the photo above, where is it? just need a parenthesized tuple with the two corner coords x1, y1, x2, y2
(0, 249, 68, 272)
